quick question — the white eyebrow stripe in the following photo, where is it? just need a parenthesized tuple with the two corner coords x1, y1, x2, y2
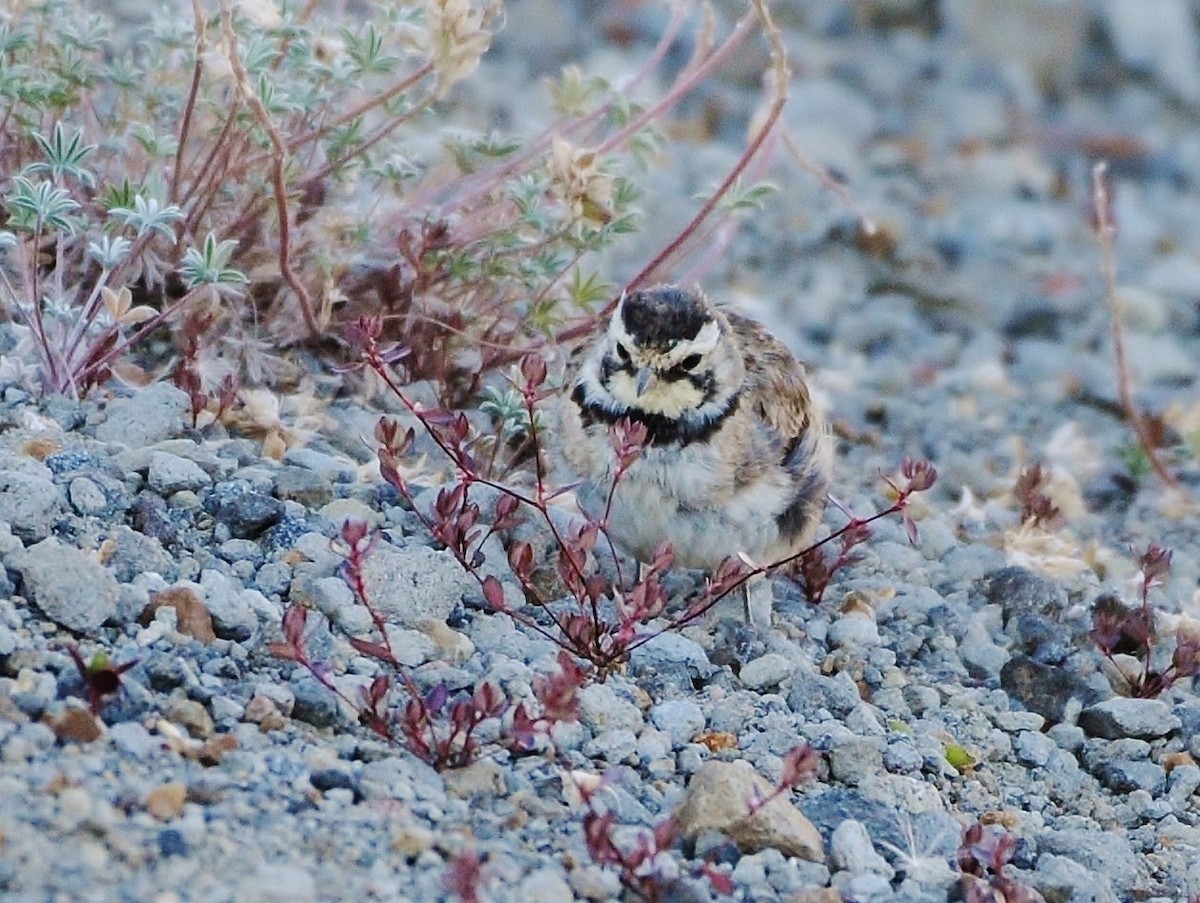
(687, 320, 720, 353)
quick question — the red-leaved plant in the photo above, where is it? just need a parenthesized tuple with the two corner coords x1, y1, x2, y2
(354, 318, 938, 679)
(1090, 543, 1200, 698)
(958, 822, 1045, 903)
(271, 519, 586, 770)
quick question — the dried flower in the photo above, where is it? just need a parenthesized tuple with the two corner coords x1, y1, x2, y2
(548, 137, 615, 225)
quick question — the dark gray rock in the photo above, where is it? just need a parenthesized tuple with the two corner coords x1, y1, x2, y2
(272, 466, 334, 507)
(207, 481, 285, 539)
(106, 525, 177, 583)
(1001, 656, 1097, 723)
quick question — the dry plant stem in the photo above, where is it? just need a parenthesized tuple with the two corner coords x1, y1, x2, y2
(626, 0, 784, 290)
(172, 0, 208, 204)
(423, 1, 693, 215)
(217, 0, 319, 338)
(782, 131, 877, 234)
(1091, 161, 1181, 493)
(362, 351, 606, 654)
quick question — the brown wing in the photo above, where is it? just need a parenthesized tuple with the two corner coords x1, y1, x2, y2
(726, 312, 831, 547)
(725, 312, 815, 449)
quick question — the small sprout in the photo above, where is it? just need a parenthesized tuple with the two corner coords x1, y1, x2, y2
(67, 645, 138, 717)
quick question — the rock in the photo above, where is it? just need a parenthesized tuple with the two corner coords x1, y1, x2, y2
(628, 631, 714, 694)
(577, 684, 643, 735)
(1013, 730, 1054, 768)
(290, 676, 342, 728)
(517, 868, 573, 903)
(1033, 854, 1120, 903)
(147, 451, 212, 495)
(1100, 0, 1200, 107)
(0, 470, 64, 542)
(828, 735, 885, 787)
(166, 698, 214, 740)
(272, 466, 334, 507)
(738, 653, 792, 689)
(142, 587, 215, 644)
(959, 617, 1010, 680)
(106, 525, 177, 583)
(197, 570, 258, 642)
(675, 760, 824, 861)
(1036, 827, 1142, 895)
(1001, 656, 1095, 723)
(283, 447, 358, 482)
(145, 781, 188, 820)
(51, 707, 103, 743)
(787, 668, 861, 719)
(207, 481, 285, 538)
(1078, 698, 1180, 740)
(360, 541, 477, 628)
(831, 819, 894, 878)
(10, 538, 120, 630)
(95, 383, 189, 447)
(827, 613, 881, 649)
(649, 699, 705, 747)
(243, 862, 317, 903)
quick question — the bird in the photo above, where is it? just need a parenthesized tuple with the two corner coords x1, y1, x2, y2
(557, 284, 832, 625)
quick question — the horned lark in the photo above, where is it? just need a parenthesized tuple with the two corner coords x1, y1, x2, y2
(558, 284, 832, 625)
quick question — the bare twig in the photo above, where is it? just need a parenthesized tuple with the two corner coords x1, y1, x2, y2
(217, 0, 319, 338)
(1091, 161, 1182, 494)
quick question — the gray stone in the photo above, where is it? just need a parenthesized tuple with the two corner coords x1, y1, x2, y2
(827, 613, 881, 649)
(831, 819, 894, 878)
(1078, 698, 1180, 740)
(360, 541, 475, 628)
(1101, 0, 1200, 107)
(882, 739, 923, 775)
(649, 699, 706, 747)
(959, 621, 1010, 680)
(787, 668, 861, 719)
(1094, 760, 1166, 795)
(1001, 656, 1096, 723)
(66, 476, 108, 515)
(290, 676, 343, 728)
(148, 451, 212, 495)
(283, 447, 357, 482)
(828, 735, 885, 787)
(272, 466, 334, 507)
(628, 631, 714, 693)
(1033, 854, 1120, 903)
(577, 683, 643, 735)
(207, 481, 285, 538)
(95, 383, 189, 447)
(10, 537, 119, 630)
(106, 525, 176, 583)
(1013, 730, 1054, 767)
(1037, 827, 1142, 895)
(739, 652, 792, 690)
(198, 570, 258, 642)
(0, 470, 64, 542)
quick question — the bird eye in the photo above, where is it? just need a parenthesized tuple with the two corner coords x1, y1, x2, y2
(614, 343, 631, 364)
(680, 353, 703, 371)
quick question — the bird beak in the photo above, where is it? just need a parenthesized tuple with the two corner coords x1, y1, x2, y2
(635, 366, 656, 397)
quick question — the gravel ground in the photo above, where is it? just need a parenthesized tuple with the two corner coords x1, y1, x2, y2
(4, 2, 1200, 902)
